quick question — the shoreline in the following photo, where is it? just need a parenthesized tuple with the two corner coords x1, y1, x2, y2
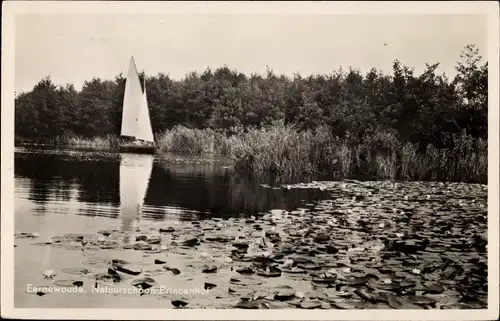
(15, 140, 487, 185)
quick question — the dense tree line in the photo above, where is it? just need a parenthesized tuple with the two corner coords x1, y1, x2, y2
(15, 45, 487, 151)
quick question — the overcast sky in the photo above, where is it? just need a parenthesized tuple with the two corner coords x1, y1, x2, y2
(15, 14, 487, 93)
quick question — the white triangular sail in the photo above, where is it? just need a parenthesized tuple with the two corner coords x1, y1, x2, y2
(119, 154, 154, 234)
(121, 57, 142, 138)
(120, 56, 155, 144)
(136, 78, 155, 142)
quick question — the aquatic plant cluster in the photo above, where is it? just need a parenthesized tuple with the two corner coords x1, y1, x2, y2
(16, 180, 487, 309)
(15, 45, 487, 182)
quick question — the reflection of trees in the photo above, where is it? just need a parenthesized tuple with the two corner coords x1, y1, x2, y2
(15, 151, 120, 209)
(16, 150, 329, 221)
(52, 180, 73, 201)
(28, 180, 51, 204)
(147, 163, 327, 220)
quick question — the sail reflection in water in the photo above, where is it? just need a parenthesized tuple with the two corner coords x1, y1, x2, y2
(119, 153, 154, 242)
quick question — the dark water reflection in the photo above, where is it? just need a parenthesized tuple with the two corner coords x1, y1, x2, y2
(14, 148, 330, 224)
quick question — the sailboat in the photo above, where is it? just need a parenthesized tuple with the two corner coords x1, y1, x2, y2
(119, 56, 156, 154)
(119, 153, 154, 241)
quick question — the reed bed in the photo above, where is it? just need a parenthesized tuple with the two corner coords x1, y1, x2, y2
(16, 134, 119, 149)
(152, 123, 486, 183)
(67, 135, 119, 149)
(16, 124, 487, 183)
(229, 124, 487, 183)
(155, 125, 233, 156)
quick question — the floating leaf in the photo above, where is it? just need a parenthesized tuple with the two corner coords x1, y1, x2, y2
(304, 291, 328, 301)
(62, 267, 92, 276)
(53, 280, 80, 287)
(201, 265, 217, 273)
(300, 300, 322, 309)
(171, 299, 188, 308)
(273, 285, 296, 300)
(204, 282, 217, 290)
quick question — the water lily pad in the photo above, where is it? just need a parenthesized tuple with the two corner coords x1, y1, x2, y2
(386, 293, 403, 309)
(236, 267, 255, 274)
(229, 277, 264, 286)
(171, 299, 188, 308)
(86, 272, 116, 282)
(144, 269, 165, 276)
(146, 236, 161, 244)
(336, 298, 370, 309)
(235, 299, 271, 309)
(133, 242, 152, 251)
(159, 227, 175, 233)
(345, 276, 369, 286)
(282, 267, 306, 274)
(233, 242, 249, 249)
(251, 290, 270, 300)
(256, 266, 282, 277)
(131, 277, 156, 290)
(181, 238, 200, 247)
(423, 281, 445, 294)
(273, 285, 296, 300)
(434, 295, 459, 307)
(300, 300, 322, 309)
(135, 235, 148, 242)
(314, 234, 330, 242)
(82, 257, 111, 268)
(73, 281, 83, 287)
(297, 263, 321, 270)
(312, 276, 337, 284)
(304, 291, 328, 300)
(99, 242, 119, 249)
(204, 282, 217, 290)
(164, 267, 181, 275)
(114, 263, 142, 276)
(97, 229, 113, 237)
(354, 289, 372, 301)
(201, 265, 218, 273)
(291, 257, 314, 264)
(15, 232, 40, 239)
(334, 290, 354, 298)
(367, 302, 392, 309)
(53, 279, 82, 287)
(408, 295, 438, 306)
(62, 268, 92, 276)
(30, 241, 53, 246)
(399, 279, 417, 288)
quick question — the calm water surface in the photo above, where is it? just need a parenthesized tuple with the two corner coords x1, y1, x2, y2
(14, 147, 329, 308)
(13, 147, 488, 309)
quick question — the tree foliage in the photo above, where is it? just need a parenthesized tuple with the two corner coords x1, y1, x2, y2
(16, 45, 487, 151)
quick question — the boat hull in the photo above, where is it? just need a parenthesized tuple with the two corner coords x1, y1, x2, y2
(119, 145, 156, 155)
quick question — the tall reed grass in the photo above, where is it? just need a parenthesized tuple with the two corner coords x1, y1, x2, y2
(153, 122, 487, 183)
(67, 135, 119, 149)
(155, 125, 233, 156)
(16, 134, 119, 149)
(228, 123, 487, 183)
(16, 123, 487, 183)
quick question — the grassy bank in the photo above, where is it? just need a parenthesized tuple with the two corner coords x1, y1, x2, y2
(15, 124, 487, 183)
(155, 125, 233, 156)
(15, 134, 119, 149)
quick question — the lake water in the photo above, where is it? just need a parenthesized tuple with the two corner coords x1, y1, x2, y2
(13, 147, 488, 309)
